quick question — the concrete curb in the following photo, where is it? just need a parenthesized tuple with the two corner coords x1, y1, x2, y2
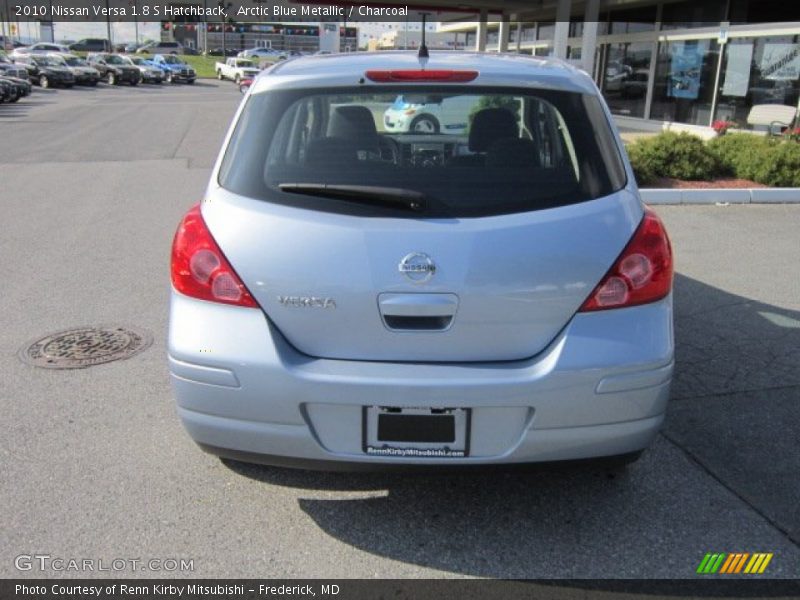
(641, 188, 800, 205)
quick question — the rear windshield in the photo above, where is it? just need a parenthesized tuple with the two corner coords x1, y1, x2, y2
(219, 86, 626, 218)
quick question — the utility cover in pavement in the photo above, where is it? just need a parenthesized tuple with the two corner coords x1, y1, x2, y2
(19, 325, 153, 369)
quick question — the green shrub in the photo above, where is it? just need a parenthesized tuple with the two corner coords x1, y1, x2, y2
(707, 133, 776, 179)
(708, 134, 800, 187)
(748, 142, 800, 187)
(627, 132, 722, 182)
(626, 148, 658, 185)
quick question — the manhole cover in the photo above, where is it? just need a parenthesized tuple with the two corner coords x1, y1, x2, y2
(19, 325, 153, 369)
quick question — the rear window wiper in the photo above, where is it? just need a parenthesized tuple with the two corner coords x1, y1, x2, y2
(278, 183, 427, 212)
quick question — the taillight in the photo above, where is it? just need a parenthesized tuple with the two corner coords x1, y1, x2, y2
(365, 69, 479, 83)
(579, 208, 673, 311)
(170, 204, 258, 308)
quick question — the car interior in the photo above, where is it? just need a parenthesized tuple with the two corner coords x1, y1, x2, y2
(270, 93, 579, 174)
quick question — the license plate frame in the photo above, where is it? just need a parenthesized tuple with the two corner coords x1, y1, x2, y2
(363, 406, 470, 458)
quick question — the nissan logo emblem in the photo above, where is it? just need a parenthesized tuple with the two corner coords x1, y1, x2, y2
(398, 252, 436, 283)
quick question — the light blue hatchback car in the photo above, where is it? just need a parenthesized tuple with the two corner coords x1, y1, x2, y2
(169, 51, 673, 470)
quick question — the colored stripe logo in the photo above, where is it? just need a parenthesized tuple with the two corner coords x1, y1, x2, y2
(697, 553, 773, 574)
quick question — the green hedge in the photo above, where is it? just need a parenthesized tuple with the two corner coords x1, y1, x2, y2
(627, 132, 723, 185)
(628, 131, 800, 187)
(707, 133, 800, 187)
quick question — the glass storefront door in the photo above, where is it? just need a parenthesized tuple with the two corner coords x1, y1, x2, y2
(714, 35, 800, 129)
(600, 42, 653, 118)
(650, 39, 721, 125)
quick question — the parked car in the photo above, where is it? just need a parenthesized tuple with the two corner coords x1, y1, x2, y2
(151, 54, 195, 84)
(87, 53, 141, 86)
(124, 42, 142, 53)
(68, 38, 112, 53)
(0, 52, 29, 80)
(121, 55, 163, 84)
(49, 53, 100, 86)
(207, 48, 239, 57)
(383, 94, 479, 134)
(168, 53, 674, 470)
(0, 75, 31, 97)
(0, 36, 24, 51)
(25, 42, 72, 54)
(237, 47, 285, 61)
(137, 41, 183, 55)
(0, 77, 21, 102)
(215, 57, 260, 83)
(15, 54, 75, 88)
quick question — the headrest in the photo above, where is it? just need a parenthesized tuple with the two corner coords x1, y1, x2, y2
(327, 105, 379, 153)
(468, 108, 518, 152)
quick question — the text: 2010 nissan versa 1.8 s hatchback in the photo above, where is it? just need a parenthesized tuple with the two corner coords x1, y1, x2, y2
(169, 52, 673, 469)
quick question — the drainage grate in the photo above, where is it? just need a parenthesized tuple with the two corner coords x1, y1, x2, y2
(20, 325, 153, 369)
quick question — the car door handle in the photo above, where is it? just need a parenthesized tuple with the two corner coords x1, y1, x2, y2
(378, 293, 459, 331)
(378, 293, 459, 317)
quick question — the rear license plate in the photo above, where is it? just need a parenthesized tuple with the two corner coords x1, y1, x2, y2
(363, 406, 470, 458)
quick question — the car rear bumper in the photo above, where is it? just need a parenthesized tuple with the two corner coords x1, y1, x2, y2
(168, 71, 195, 81)
(169, 291, 673, 468)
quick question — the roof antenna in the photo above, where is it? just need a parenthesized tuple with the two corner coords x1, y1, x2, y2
(418, 12, 430, 68)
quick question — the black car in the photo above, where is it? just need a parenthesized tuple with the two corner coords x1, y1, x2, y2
(87, 53, 141, 86)
(69, 38, 111, 53)
(56, 54, 101, 86)
(0, 77, 19, 102)
(0, 75, 31, 98)
(207, 48, 239, 57)
(15, 55, 75, 88)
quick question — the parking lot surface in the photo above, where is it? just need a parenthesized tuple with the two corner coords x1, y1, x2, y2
(1, 83, 799, 579)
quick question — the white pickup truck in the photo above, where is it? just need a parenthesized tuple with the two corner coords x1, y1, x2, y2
(215, 57, 260, 83)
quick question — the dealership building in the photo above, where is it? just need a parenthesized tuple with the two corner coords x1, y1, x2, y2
(428, 0, 799, 132)
(164, 21, 358, 54)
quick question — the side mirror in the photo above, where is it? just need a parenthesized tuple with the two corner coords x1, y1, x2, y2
(239, 81, 251, 95)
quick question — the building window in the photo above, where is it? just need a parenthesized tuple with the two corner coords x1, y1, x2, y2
(608, 6, 657, 34)
(537, 22, 555, 41)
(521, 25, 536, 42)
(660, 0, 728, 30)
(601, 42, 653, 119)
(650, 39, 721, 125)
(714, 35, 800, 129)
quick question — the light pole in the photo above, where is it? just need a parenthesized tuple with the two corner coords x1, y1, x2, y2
(203, 0, 208, 53)
(1, 3, 7, 49)
(49, 0, 54, 41)
(219, 2, 232, 56)
(105, 0, 113, 50)
(130, 0, 139, 48)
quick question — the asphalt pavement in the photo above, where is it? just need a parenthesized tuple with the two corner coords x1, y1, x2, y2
(1, 82, 798, 579)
